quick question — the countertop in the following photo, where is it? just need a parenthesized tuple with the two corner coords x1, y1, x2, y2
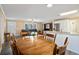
(44, 31, 79, 36)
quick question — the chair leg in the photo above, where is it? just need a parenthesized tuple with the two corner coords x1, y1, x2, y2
(61, 52, 65, 55)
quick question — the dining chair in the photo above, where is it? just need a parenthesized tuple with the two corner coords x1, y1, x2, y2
(10, 33, 16, 45)
(57, 42, 68, 55)
(11, 33, 15, 39)
(11, 38, 22, 55)
(37, 31, 44, 38)
(4, 33, 11, 42)
(11, 42, 17, 55)
(56, 37, 68, 55)
(64, 37, 68, 45)
(20, 30, 29, 37)
(53, 44, 57, 55)
(45, 34, 57, 42)
(10, 33, 22, 55)
(53, 34, 57, 42)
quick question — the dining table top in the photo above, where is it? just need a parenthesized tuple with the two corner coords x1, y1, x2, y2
(15, 36, 56, 55)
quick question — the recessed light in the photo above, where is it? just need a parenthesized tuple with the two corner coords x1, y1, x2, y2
(47, 4, 53, 8)
(60, 10, 78, 16)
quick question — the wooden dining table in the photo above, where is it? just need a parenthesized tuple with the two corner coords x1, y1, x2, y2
(15, 36, 56, 55)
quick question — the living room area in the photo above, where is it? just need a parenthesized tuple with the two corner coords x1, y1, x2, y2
(0, 4, 79, 55)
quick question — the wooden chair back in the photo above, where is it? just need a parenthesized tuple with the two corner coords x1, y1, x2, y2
(53, 44, 57, 55)
(11, 39, 22, 55)
(45, 34, 57, 42)
(37, 31, 44, 38)
(10, 33, 22, 55)
(11, 42, 17, 55)
(11, 33, 16, 41)
(64, 37, 68, 45)
(57, 37, 68, 55)
(20, 31, 30, 37)
(57, 43, 68, 55)
(37, 31, 43, 35)
(54, 34, 57, 42)
(4, 33, 11, 42)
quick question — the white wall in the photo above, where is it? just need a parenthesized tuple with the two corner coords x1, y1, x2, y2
(0, 9, 6, 44)
(0, 13, 6, 52)
(0, 16, 5, 44)
(76, 19, 79, 33)
(68, 20, 77, 33)
(66, 19, 79, 33)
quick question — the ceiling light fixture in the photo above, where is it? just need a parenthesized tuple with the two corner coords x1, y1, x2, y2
(60, 10, 78, 16)
(47, 4, 53, 8)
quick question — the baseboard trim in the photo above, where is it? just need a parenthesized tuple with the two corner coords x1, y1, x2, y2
(67, 49, 79, 55)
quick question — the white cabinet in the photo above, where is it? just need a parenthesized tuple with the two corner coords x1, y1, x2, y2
(54, 20, 69, 32)
(54, 19, 79, 33)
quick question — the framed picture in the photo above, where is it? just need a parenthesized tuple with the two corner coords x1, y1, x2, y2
(44, 23, 52, 31)
(46, 24, 50, 29)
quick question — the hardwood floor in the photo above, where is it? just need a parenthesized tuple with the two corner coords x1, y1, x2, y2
(15, 36, 55, 55)
(0, 36, 79, 55)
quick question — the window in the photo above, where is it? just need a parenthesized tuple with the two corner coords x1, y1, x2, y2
(25, 24, 36, 31)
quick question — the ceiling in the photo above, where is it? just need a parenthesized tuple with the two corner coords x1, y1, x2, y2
(1, 4, 79, 21)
